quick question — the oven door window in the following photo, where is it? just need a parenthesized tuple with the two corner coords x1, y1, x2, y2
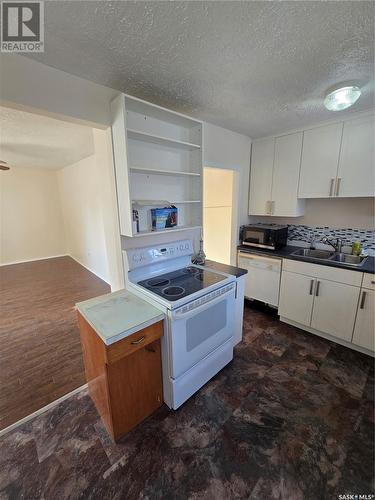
(170, 291, 235, 379)
(186, 300, 227, 352)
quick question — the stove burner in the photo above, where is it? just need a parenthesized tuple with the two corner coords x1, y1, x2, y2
(146, 277, 171, 287)
(162, 286, 185, 297)
(186, 266, 200, 275)
(194, 274, 204, 281)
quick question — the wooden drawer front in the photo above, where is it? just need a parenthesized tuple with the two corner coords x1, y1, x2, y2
(282, 259, 362, 286)
(362, 273, 375, 291)
(106, 320, 163, 364)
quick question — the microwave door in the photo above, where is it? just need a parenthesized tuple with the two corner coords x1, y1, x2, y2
(243, 229, 264, 246)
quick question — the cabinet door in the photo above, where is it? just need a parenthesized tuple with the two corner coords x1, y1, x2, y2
(272, 132, 304, 216)
(248, 138, 274, 215)
(337, 114, 375, 197)
(352, 289, 375, 352)
(311, 279, 360, 341)
(278, 271, 315, 326)
(298, 123, 343, 198)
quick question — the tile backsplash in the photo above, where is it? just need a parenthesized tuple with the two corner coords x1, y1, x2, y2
(287, 224, 375, 253)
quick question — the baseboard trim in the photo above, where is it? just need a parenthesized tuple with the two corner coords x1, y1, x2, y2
(0, 384, 88, 438)
(0, 254, 69, 267)
(68, 254, 111, 285)
(280, 316, 374, 357)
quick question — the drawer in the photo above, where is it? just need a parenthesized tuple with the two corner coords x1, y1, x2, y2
(362, 273, 375, 290)
(282, 258, 362, 287)
(106, 320, 163, 365)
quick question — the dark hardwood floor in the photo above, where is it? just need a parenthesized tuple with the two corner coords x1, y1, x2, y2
(0, 256, 110, 430)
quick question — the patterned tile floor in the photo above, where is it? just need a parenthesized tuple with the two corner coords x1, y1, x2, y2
(0, 302, 374, 499)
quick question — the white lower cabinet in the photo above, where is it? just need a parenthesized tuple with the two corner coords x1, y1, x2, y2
(278, 272, 314, 326)
(310, 280, 360, 342)
(352, 289, 375, 351)
(279, 259, 373, 354)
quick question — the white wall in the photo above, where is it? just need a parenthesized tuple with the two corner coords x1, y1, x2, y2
(250, 197, 374, 229)
(57, 129, 124, 287)
(204, 122, 251, 227)
(58, 154, 110, 283)
(0, 166, 66, 265)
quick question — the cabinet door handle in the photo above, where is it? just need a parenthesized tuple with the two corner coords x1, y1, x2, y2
(271, 201, 275, 214)
(131, 336, 145, 345)
(309, 279, 314, 295)
(335, 177, 342, 196)
(315, 280, 320, 296)
(329, 178, 335, 197)
(360, 291, 367, 309)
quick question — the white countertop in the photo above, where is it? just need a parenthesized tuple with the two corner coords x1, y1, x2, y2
(76, 289, 165, 346)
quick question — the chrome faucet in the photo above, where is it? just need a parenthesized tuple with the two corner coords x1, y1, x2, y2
(322, 237, 343, 253)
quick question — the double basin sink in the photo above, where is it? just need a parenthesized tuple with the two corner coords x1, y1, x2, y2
(291, 248, 368, 267)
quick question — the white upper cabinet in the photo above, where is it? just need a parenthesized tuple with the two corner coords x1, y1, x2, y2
(298, 122, 343, 198)
(248, 138, 274, 215)
(248, 133, 304, 217)
(272, 132, 305, 216)
(336, 114, 375, 197)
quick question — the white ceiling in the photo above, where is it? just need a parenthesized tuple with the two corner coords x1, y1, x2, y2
(27, 1, 374, 138)
(0, 106, 94, 169)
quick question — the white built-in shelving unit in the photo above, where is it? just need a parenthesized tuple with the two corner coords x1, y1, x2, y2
(111, 94, 203, 237)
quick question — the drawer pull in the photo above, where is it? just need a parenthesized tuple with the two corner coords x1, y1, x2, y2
(315, 281, 320, 297)
(360, 291, 367, 309)
(335, 177, 342, 196)
(329, 178, 335, 197)
(131, 336, 145, 345)
(309, 279, 314, 295)
(371, 280, 375, 285)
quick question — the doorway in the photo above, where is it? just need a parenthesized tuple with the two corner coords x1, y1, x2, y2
(203, 167, 237, 265)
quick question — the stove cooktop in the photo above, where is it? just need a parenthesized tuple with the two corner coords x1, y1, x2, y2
(137, 266, 228, 301)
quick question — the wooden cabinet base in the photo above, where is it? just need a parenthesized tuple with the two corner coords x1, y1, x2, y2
(78, 313, 164, 441)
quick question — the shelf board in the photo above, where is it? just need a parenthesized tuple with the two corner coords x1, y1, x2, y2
(132, 199, 201, 206)
(132, 225, 202, 237)
(129, 166, 201, 177)
(127, 128, 201, 151)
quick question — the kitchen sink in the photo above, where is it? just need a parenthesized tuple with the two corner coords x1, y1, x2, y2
(291, 248, 334, 260)
(291, 248, 368, 267)
(329, 253, 368, 266)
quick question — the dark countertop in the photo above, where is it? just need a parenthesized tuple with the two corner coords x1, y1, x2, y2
(203, 259, 248, 278)
(237, 245, 375, 275)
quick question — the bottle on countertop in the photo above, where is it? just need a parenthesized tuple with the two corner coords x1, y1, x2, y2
(352, 241, 362, 256)
(192, 239, 206, 265)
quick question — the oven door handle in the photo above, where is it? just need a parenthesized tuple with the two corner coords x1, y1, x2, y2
(172, 286, 235, 320)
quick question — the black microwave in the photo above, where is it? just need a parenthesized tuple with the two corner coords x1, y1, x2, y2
(240, 224, 288, 250)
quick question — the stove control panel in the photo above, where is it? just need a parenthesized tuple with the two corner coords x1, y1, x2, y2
(126, 239, 193, 269)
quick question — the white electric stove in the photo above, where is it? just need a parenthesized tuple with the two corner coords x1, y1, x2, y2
(123, 239, 236, 409)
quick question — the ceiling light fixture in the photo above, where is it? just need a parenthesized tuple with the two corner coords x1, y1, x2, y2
(324, 85, 361, 111)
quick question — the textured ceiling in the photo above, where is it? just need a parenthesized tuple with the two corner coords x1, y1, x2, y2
(0, 106, 94, 169)
(27, 1, 374, 138)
